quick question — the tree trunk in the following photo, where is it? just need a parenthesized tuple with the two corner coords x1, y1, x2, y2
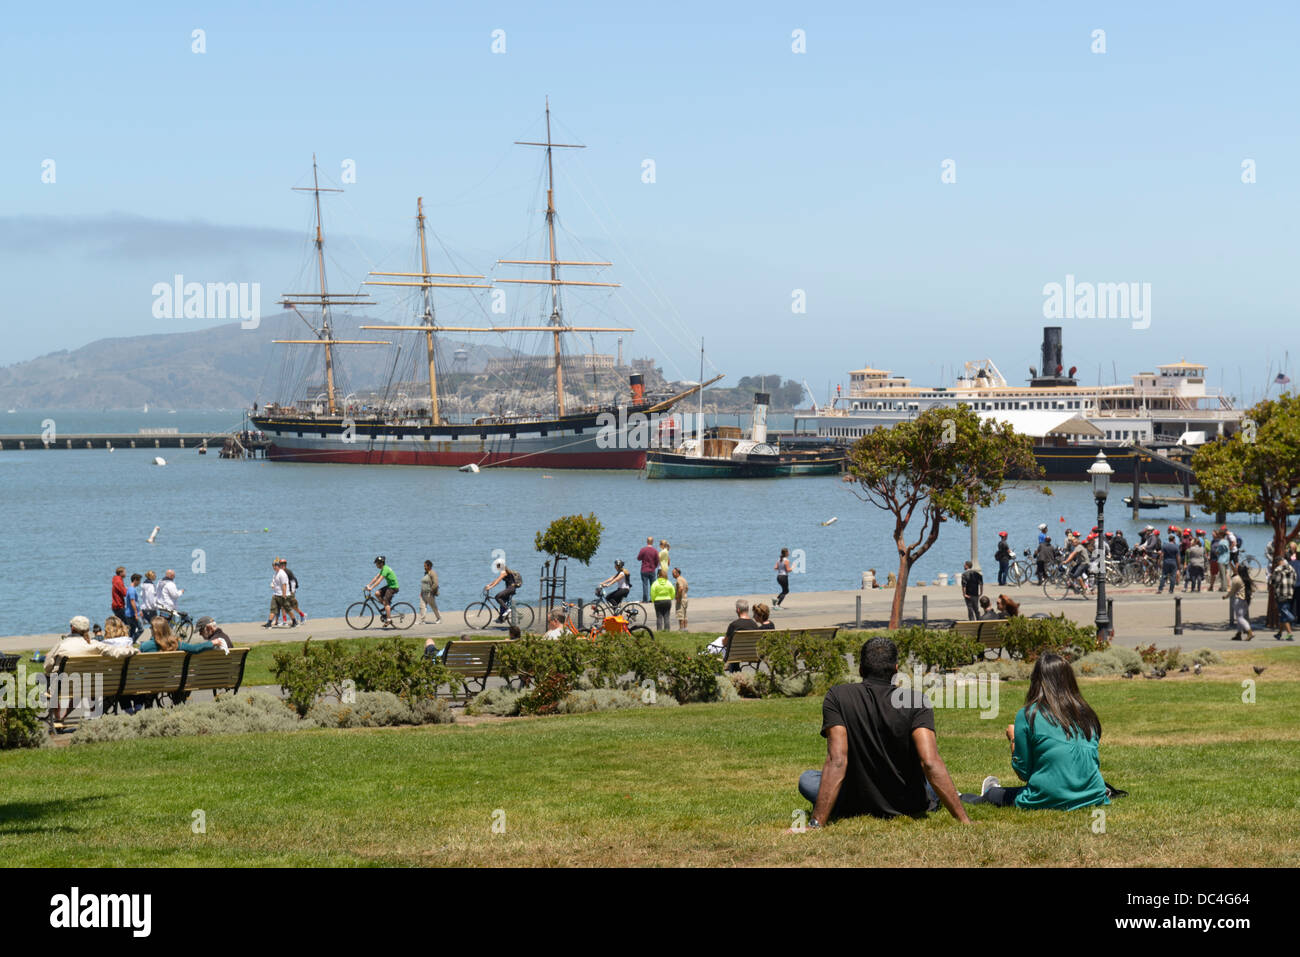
(890, 555, 912, 629)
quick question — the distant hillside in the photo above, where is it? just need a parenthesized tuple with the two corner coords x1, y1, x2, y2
(0, 316, 513, 410)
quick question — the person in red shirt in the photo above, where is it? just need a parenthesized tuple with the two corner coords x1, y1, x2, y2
(111, 566, 127, 621)
(635, 536, 660, 602)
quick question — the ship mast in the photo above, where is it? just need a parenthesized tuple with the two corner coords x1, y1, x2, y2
(362, 198, 492, 425)
(275, 155, 383, 415)
(498, 97, 623, 417)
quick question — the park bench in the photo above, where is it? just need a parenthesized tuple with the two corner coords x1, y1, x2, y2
(952, 619, 1007, 659)
(44, 648, 250, 730)
(438, 639, 514, 698)
(724, 627, 840, 672)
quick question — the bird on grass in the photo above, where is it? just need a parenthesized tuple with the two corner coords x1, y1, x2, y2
(1193, 662, 1202, 675)
(1179, 664, 1190, 673)
(1253, 665, 1266, 675)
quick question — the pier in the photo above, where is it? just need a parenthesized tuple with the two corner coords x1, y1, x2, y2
(0, 431, 272, 457)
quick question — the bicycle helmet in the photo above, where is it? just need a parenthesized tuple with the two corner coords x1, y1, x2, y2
(374, 555, 386, 566)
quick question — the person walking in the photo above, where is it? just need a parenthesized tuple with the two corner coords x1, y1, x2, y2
(154, 569, 184, 621)
(420, 559, 442, 625)
(636, 537, 659, 602)
(123, 574, 143, 640)
(960, 561, 983, 621)
(264, 559, 291, 629)
(650, 567, 675, 631)
(774, 547, 793, 607)
(139, 571, 158, 628)
(672, 567, 689, 630)
(111, 566, 127, 622)
(282, 559, 307, 624)
(1211, 530, 1231, 591)
(1270, 555, 1296, 640)
(994, 532, 1013, 587)
(1224, 565, 1256, 640)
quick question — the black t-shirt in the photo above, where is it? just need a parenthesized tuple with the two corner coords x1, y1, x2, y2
(754, 620, 775, 630)
(961, 569, 983, 597)
(821, 678, 936, 818)
(725, 617, 754, 642)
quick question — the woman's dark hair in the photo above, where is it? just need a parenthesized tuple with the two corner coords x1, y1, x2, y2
(1024, 653, 1101, 741)
(424, 560, 433, 570)
(780, 547, 789, 558)
(1239, 566, 1254, 598)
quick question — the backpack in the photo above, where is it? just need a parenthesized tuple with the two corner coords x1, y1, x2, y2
(509, 569, 523, 587)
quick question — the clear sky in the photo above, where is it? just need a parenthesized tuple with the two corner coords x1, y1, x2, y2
(3, 0, 1298, 403)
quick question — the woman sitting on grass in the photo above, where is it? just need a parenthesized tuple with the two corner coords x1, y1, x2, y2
(960, 652, 1109, 810)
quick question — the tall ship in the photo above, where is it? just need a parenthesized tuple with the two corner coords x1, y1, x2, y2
(800, 326, 1244, 482)
(249, 103, 715, 470)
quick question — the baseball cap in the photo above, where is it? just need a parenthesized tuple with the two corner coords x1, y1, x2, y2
(196, 616, 215, 630)
(69, 615, 90, 633)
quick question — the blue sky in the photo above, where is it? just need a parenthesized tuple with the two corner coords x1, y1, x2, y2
(3, 0, 1298, 402)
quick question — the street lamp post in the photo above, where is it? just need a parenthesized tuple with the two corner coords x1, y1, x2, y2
(1090, 451, 1114, 640)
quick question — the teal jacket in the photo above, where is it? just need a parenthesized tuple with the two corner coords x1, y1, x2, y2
(138, 639, 216, 654)
(1010, 704, 1109, 810)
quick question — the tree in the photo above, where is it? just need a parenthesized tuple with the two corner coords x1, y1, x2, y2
(1192, 393, 1300, 627)
(844, 405, 1042, 628)
(535, 513, 604, 565)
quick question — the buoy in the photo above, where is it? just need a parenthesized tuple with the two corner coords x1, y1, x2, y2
(821, 516, 838, 526)
(263, 527, 269, 532)
(459, 463, 480, 473)
(153, 457, 166, 466)
(147, 526, 160, 544)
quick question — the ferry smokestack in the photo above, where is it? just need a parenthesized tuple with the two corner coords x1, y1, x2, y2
(752, 392, 770, 444)
(1042, 326, 1063, 379)
(630, 373, 645, 404)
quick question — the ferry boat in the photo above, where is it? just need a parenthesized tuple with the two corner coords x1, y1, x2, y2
(250, 103, 716, 470)
(800, 327, 1243, 482)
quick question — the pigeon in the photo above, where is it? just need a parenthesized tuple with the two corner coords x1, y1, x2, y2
(1253, 666, 1266, 675)
(1179, 665, 1190, 673)
(1121, 672, 1134, 680)
(1154, 667, 1168, 678)
(1193, 662, 1202, 675)
(1144, 671, 1163, 679)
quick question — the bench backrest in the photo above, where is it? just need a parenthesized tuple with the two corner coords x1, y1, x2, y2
(953, 619, 1006, 645)
(47, 655, 130, 706)
(118, 652, 188, 696)
(183, 648, 250, 693)
(442, 640, 509, 677)
(727, 627, 840, 663)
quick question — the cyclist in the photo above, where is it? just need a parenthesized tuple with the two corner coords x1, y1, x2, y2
(597, 559, 632, 611)
(365, 556, 400, 626)
(1061, 537, 1092, 598)
(485, 562, 521, 623)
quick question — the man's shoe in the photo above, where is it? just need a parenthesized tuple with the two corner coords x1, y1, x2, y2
(262, 621, 273, 629)
(289, 619, 297, 627)
(980, 775, 1000, 796)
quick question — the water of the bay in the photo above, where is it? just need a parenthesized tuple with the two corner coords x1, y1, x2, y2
(0, 409, 1278, 636)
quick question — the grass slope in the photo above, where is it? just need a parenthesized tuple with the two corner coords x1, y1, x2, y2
(2, 648, 1298, 867)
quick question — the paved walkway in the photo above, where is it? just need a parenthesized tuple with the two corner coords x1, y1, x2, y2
(5, 582, 1291, 654)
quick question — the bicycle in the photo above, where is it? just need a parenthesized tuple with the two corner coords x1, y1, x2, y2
(464, 588, 536, 631)
(557, 601, 655, 641)
(583, 586, 645, 626)
(1237, 553, 1263, 575)
(346, 589, 415, 630)
(1007, 550, 1035, 586)
(1043, 565, 1096, 601)
(154, 608, 195, 640)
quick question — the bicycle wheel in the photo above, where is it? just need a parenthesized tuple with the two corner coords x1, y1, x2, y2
(346, 601, 374, 630)
(175, 617, 194, 640)
(620, 601, 645, 624)
(629, 624, 655, 641)
(388, 602, 416, 630)
(1043, 575, 1070, 601)
(511, 603, 535, 631)
(464, 601, 494, 631)
(582, 601, 606, 626)
(1242, 555, 1262, 574)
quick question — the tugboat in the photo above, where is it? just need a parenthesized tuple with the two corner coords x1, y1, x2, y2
(645, 392, 844, 479)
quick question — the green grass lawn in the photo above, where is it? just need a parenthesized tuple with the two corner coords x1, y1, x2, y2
(2, 648, 1297, 866)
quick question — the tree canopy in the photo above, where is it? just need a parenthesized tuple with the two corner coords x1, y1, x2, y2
(845, 404, 1042, 627)
(535, 513, 604, 565)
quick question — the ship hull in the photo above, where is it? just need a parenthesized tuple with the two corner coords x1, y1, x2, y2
(249, 410, 651, 470)
(645, 450, 844, 479)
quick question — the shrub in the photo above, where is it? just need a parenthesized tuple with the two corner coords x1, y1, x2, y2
(351, 637, 460, 703)
(999, 616, 1100, 662)
(714, 675, 742, 702)
(518, 671, 576, 715)
(588, 630, 668, 689)
(0, 705, 48, 750)
(465, 687, 524, 716)
(71, 692, 303, 744)
(496, 636, 592, 689)
(535, 513, 603, 565)
(406, 697, 456, 725)
(1136, 643, 1181, 669)
(309, 691, 417, 728)
(888, 627, 983, 671)
(753, 630, 854, 697)
(272, 639, 353, 716)
(1074, 650, 1142, 677)
(661, 649, 724, 703)
(966, 659, 1033, 680)
(1193, 648, 1223, 665)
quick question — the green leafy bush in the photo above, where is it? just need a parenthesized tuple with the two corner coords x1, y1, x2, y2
(888, 627, 983, 671)
(0, 704, 48, 749)
(1136, 643, 1182, 669)
(661, 649, 724, 703)
(465, 687, 524, 716)
(518, 671, 576, 715)
(999, 616, 1100, 662)
(496, 636, 592, 689)
(272, 638, 461, 715)
(753, 630, 854, 697)
(71, 692, 303, 743)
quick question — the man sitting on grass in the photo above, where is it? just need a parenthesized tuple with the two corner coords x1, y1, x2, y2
(793, 637, 969, 828)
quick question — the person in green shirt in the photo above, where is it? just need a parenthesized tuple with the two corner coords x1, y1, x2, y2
(960, 652, 1109, 810)
(649, 568, 676, 629)
(365, 556, 400, 627)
